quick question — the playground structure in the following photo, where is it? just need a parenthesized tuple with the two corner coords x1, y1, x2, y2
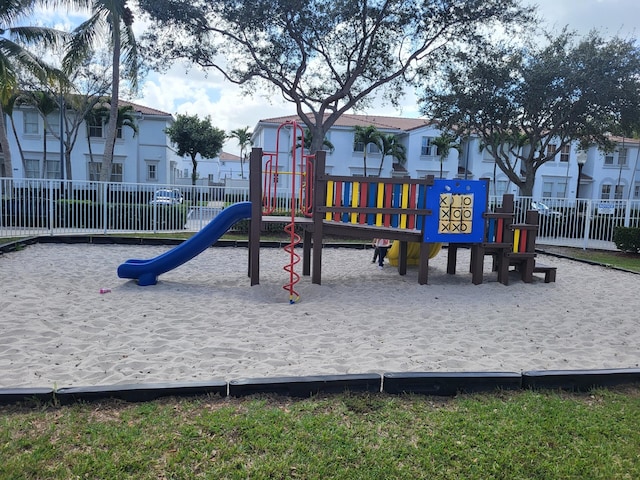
(248, 122, 557, 291)
(118, 120, 555, 292)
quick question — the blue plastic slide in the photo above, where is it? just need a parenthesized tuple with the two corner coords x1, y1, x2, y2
(118, 201, 252, 286)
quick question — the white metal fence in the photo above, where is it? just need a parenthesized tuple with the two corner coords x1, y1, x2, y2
(2, 177, 639, 250)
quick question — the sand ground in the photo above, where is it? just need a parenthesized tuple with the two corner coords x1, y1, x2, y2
(0, 243, 638, 388)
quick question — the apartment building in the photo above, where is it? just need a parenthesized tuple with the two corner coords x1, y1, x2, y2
(252, 114, 640, 201)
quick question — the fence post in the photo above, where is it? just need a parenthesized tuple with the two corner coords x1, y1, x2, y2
(583, 200, 592, 250)
(103, 182, 108, 234)
(48, 179, 54, 235)
(624, 199, 631, 227)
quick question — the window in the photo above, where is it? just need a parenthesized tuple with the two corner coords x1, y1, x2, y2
(496, 180, 508, 196)
(542, 181, 553, 198)
(88, 120, 103, 138)
(600, 184, 611, 199)
(88, 162, 123, 182)
(46, 114, 60, 136)
(46, 159, 61, 179)
(559, 144, 570, 162)
(618, 148, 628, 166)
(23, 111, 39, 135)
(546, 143, 557, 158)
(614, 184, 624, 199)
(604, 153, 614, 165)
(421, 137, 438, 156)
(147, 163, 157, 181)
(25, 159, 40, 178)
(557, 182, 567, 198)
(634, 183, 640, 199)
(354, 141, 380, 154)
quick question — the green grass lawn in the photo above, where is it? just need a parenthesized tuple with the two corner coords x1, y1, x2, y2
(1, 388, 639, 479)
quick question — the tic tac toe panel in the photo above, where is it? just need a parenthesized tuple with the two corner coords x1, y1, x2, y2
(423, 179, 488, 243)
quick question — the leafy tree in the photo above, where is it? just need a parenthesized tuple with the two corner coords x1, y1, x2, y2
(165, 114, 226, 185)
(0, 0, 67, 177)
(139, 0, 533, 157)
(353, 125, 382, 177)
(228, 126, 252, 179)
(379, 133, 406, 177)
(61, 0, 140, 182)
(420, 30, 640, 196)
(25, 90, 58, 176)
(431, 133, 460, 179)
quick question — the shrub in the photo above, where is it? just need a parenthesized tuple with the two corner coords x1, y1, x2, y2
(613, 226, 640, 253)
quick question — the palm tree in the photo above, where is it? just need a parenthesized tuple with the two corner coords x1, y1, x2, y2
(62, 0, 139, 182)
(431, 133, 460, 179)
(1, 93, 28, 175)
(378, 133, 406, 177)
(85, 102, 138, 170)
(294, 127, 334, 153)
(0, 0, 67, 178)
(353, 125, 382, 177)
(228, 126, 252, 179)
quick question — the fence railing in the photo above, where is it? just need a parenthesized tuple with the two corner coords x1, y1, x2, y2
(2, 177, 638, 250)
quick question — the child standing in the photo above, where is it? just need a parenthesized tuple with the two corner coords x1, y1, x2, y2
(372, 238, 391, 269)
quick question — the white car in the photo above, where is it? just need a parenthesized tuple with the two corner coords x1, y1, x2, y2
(150, 189, 184, 205)
(530, 201, 562, 217)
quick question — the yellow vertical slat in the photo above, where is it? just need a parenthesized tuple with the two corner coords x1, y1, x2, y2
(400, 183, 409, 229)
(513, 229, 520, 253)
(350, 182, 359, 224)
(375, 182, 384, 226)
(325, 181, 334, 221)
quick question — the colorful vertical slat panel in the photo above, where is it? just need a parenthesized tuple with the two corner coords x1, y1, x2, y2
(496, 218, 504, 243)
(375, 183, 385, 226)
(325, 181, 334, 221)
(359, 182, 368, 224)
(408, 184, 417, 229)
(416, 184, 427, 230)
(350, 181, 359, 224)
(342, 182, 351, 223)
(333, 181, 343, 222)
(487, 218, 496, 243)
(512, 229, 520, 253)
(367, 182, 377, 225)
(383, 183, 393, 227)
(400, 183, 409, 229)
(520, 230, 528, 252)
(391, 184, 401, 228)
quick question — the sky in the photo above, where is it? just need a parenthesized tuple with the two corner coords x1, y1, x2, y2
(30, 0, 640, 154)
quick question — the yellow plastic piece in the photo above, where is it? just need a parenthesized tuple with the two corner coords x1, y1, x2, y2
(386, 241, 442, 266)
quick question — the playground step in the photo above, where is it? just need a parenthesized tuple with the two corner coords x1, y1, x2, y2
(533, 263, 557, 283)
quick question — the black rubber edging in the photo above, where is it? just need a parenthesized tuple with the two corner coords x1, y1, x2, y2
(228, 374, 382, 398)
(522, 368, 640, 392)
(55, 380, 227, 405)
(2, 369, 640, 407)
(0, 387, 54, 406)
(383, 371, 522, 396)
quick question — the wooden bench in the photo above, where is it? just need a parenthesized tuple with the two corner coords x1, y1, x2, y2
(533, 264, 557, 283)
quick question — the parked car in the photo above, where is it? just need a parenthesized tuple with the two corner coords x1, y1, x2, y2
(150, 189, 183, 205)
(530, 201, 562, 217)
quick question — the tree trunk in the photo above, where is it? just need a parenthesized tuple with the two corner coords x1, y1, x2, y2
(0, 103, 13, 178)
(8, 115, 27, 175)
(191, 155, 198, 185)
(101, 28, 121, 182)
